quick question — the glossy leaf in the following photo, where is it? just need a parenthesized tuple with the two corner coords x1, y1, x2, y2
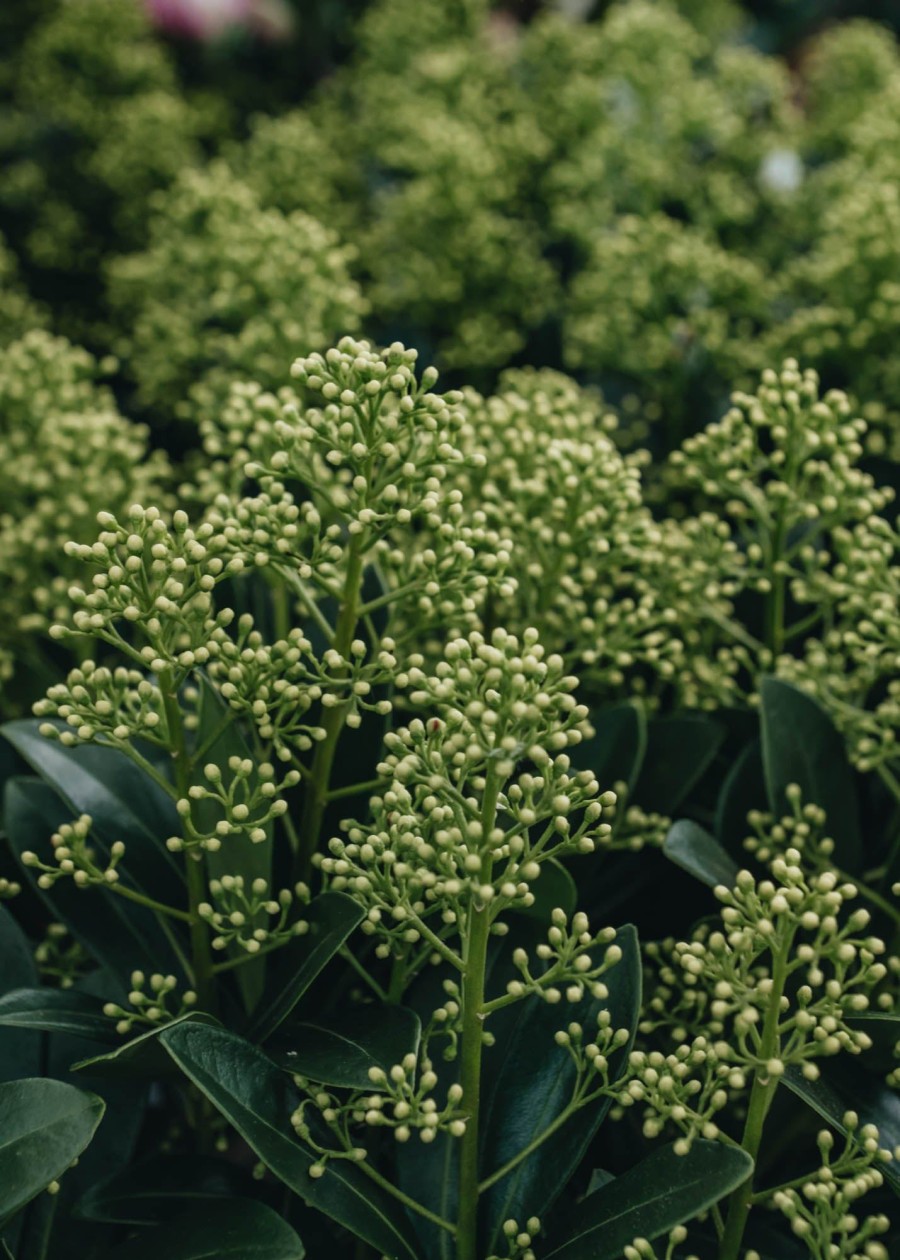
(76, 1155, 261, 1226)
(72, 1012, 217, 1078)
(0, 1078, 105, 1219)
(714, 737, 765, 856)
(759, 678, 862, 870)
(161, 1022, 421, 1259)
(106, 1199, 304, 1259)
(479, 925, 641, 1252)
(663, 819, 740, 890)
(4, 776, 182, 983)
(245, 892, 364, 1043)
(0, 986, 119, 1043)
(783, 1061, 900, 1191)
(633, 714, 725, 814)
(0, 907, 39, 1083)
(544, 1140, 753, 1259)
(273, 1004, 420, 1090)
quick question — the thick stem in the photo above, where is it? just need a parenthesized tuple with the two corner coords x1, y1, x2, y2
(718, 934, 793, 1260)
(295, 536, 365, 882)
(456, 767, 501, 1260)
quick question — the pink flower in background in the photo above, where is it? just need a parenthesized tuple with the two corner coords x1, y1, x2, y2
(144, 0, 294, 41)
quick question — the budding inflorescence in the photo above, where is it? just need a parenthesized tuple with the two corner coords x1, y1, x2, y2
(103, 970, 197, 1037)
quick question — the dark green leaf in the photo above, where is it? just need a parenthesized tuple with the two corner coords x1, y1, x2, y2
(663, 820, 740, 890)
(106, 1199, 304, 1259)
(0, 1078, 105, 1219)
(759, 678, 862, 870)
(714, 738, 765, 856)
(72, 1012, 217, 1078)
(633, 715, 725, 814)
(4, 776, 183, 983)
(272, 1004, 420, 1090)
(574, 703, 647, 794)
(0, 907, 39, 1082)
(544, 1140, 753, 1259)
(161, 1023, 421, 1259)
(783, 1060, 900, 1190)
(76, 1155, 260, 1226)
(2, 719, 182, 902)
(245, 893, 364, 1043)
(480, 925, 641, 1253)
(0, 987, 119, 1043)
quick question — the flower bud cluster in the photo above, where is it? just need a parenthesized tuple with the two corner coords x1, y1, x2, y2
(619, 1037, 744, 1151)
(197, 875, 309, 956)
(768, 1117, 894, 1260)
(102, 970, 197, 1037)
(33, 924, 88, 990)
(488, 1216, 542, 1260)
(35, 663, 164, 748)
(21, 814, 126, 893)
(205, 617, 394, 755)
(450, 368, 682, 694)
(174, 757, 300, 854)
(508, 914, 622, 1006)
(47, 506, 242, 682)
(291, 1050, 466, 1169)
(319, 630, 616, 978)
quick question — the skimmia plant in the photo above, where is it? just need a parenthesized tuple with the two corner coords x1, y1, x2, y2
(3, 3, 900, 1259)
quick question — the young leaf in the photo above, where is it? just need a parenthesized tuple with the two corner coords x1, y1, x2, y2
(244, 892, 364, 1043)
(272, 1004, 421, 1090)
(543, 1140, 754, 1260)
(0, 1078, 105, 1219)
(663, 820, 740, 890)
(160, 1022, 421, 1259)
(0, 987, 119, 1043)
(759, 677, 862, 870)
(105, 1199, 305, 1259)
(633, 714, 725, 814)
(479, 925, 641, 1253)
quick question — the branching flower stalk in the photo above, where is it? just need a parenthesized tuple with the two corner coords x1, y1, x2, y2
(311, 627, 632, 1260)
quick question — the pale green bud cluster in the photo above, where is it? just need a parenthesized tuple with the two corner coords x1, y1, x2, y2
(291, 1049, 467, 1168)
(489, 1215, 542, 1260)
(108, 165, 365, 419)
(102, 970, 197, 1037)
(769, 1117, 894, 1260)
(509, 913, 622, 1006)
(33, 924, 87, 991)
(0, 332, 169, 698)
(450, 368, 681, 694)
(174, 756, 300, 854)
(622, 1224, 694, 1260)
(21, 813, 127, 893)
(620, 1036, 745, 1152)
(1, 0, 216, 278)
(197, 875, 309, 956)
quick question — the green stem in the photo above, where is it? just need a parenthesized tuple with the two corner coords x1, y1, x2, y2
(478, 1101, 579, 1193)
(110, 882, 193, 923)
(456, 766, 501, 1260)
(295, 535, 365, 883)
(160, 671, 215, 1015)
(339, 945, 389, 1001)
(718, 932, 793, 1260)
(327, 777, 383, 802)
(356, 1158, 456, 1235)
